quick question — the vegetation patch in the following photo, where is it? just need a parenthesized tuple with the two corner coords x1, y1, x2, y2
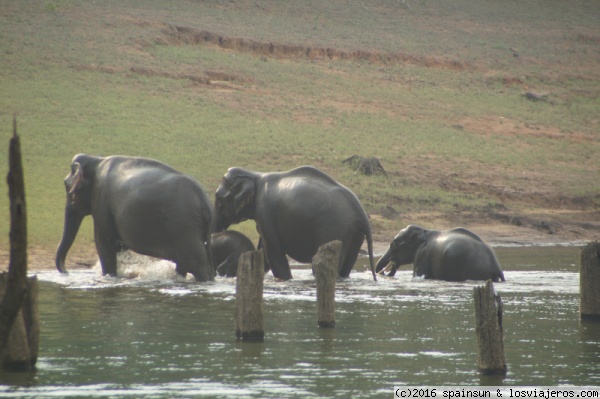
(0, 0, 598, 253)
(160, 25, 473, 70)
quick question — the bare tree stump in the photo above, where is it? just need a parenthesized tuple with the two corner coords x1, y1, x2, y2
(473, 280, 507, 375)
(0, 119, 38, 371)
(235, 249, 265, 342)
(342, 155, 388, 177)
(580, 241, 600, 321)
(0, 275, 38, 371)
(313, 241, 341, 328)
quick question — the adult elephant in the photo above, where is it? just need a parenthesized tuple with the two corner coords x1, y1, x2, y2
(376, 225, 505, 282)
(214, 166, 377, 281)
(55, 154, 215, 281)
(212, 230, 256, 277)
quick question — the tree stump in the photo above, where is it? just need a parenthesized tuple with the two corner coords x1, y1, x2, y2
(580, 241, 600, 321)
(473, 280, 507, 375)
(0, 275, 39, 371)
(0, 120, 39, 371)
(313, 241, 341, 328)
(342, 155, 388, 177)
(235, 249, 265, 342)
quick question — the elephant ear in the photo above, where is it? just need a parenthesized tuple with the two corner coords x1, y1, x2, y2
(67, 162, 84, 205)
(407, 225, 426, 245)
(233, 177, 255, 214)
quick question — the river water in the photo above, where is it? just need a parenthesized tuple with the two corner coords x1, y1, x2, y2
(1, 246, 599, 398)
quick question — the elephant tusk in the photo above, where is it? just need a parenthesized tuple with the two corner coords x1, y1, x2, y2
(376, 262, 397, 276)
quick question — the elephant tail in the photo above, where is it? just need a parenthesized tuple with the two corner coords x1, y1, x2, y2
(365, 228, 377, 282)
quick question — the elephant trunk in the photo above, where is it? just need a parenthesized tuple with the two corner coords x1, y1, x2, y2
(55, 203, 85, 273)
(375, 250, 392, 273)
(213, 216, 229, 233)
(213, 201, 230, 233)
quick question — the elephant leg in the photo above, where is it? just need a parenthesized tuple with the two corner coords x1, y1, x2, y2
(488, 260, 505, 282)
(94, 223, 119, 276)
(262, 236, 292, 280)
(175, 265, 188, 278)
(175, 242, 212, 282)
(216, 253, 236, 277)
(496, 268, 506, 282)
(338, 235, 363, 278)
(257, 237, 271, 273)
(204, 240, 215, 279)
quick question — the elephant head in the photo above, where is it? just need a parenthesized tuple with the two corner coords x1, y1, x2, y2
(55, 154, 101, 273)
(214, 168, 258, 232)
(375, 225, 426, 276)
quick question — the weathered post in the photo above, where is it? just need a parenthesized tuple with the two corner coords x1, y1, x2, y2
(0, 275, 39, 371)
(580, 241, 600, 321)
(235, 249, 265, 342)
(473, 279, 507, 375)
(0, 119, 39, 371)
(313, 240, 341, 328)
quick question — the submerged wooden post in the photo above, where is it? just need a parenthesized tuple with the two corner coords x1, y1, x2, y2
(313, 240, 341, 328)
(235, 249, 265, 342)
(0, 275, 39, 371)
(0, 119, 39, 371)
(473, 279, 507, 375)
(580, 241, 600, 321)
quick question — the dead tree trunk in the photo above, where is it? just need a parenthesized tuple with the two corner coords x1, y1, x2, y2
(235, 249, 265, 342)
(473, 279, 507, 375)
(0, 119, 39, 371)
(0, 274, 38, 371)
(313, 240, 341, 328)
(580, 241, 600, 321)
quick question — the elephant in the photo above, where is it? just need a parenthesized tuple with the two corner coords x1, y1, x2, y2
(214, 166, 377, 281)
(55, 154, 215, 281)
(376, 225, 505, 282)
(212, 230, 256, 277)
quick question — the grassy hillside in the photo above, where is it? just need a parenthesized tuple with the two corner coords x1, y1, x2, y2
(0, 0, 598, 252)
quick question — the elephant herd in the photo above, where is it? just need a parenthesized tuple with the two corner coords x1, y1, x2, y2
(55, 154, 505, 283)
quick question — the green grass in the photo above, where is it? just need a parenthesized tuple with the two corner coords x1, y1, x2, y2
(0, 0, 598, 250)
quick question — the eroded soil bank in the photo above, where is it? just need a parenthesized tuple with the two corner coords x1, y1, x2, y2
(1, 218, 597, 274)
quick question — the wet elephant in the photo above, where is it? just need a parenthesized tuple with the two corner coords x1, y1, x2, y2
(212, 230, 256, 277)
(55, 154, 215, 281)
(376, 225, 505, 282)
(214, 166, 376, 281)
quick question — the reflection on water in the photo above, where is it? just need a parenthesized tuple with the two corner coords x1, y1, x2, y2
(1, 246, 599, 398)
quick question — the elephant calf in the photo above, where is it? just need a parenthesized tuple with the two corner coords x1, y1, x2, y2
(376, 225, 505, 282)
(212, 230, 256, 277)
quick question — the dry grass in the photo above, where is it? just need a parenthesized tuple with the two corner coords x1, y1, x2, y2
(0, 0, 598, 256)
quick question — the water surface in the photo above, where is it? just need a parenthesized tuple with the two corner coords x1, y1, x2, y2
(1, 246, 598, 398)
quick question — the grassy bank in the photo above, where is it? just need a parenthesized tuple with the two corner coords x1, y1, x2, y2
(1, 0, 598, 251)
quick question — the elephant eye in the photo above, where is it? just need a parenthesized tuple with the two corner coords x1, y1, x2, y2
(216, 185, 228, 199)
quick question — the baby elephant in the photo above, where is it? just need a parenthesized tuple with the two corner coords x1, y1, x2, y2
(376, 225, 505, 282)
(212, 231, 256, 277)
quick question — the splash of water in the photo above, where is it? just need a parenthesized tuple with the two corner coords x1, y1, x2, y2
(103, 251, 188, 281)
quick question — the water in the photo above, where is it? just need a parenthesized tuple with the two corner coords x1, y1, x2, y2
(1, 246, 599, 398)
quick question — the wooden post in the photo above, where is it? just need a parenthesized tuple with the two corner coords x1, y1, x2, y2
(313, 240, 341, 328)
(473, 279, 507, 375)
(0, 119, 39, 371)
(580, 241, 600, 321)
(235, 249, 265, 342)
(0, 275, 39, 371)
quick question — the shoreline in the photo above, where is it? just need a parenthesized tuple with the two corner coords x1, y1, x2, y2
(1, 222, 597, 274)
